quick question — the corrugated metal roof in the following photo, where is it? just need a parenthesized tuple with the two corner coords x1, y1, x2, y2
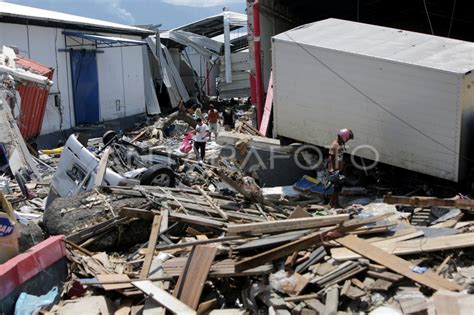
(274, 18, 474, 74)
(0, 2, 153, 35)
(171, 11, 246, 38)
(15, 56, 53, 140)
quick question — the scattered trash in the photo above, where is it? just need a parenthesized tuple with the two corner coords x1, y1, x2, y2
(411, 266, 428, 274)
(14, 286, 58, 315)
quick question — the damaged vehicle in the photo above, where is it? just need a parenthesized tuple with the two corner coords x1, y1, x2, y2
(46, 132, 177, 206)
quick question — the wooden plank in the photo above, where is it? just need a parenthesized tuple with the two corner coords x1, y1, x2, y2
(436, 254, 453, 275)
(173, 245, 218, 309)
(366, 270, 403, 282)
(235, 228, 333, 272)
(259, 71, 273, 136)
(94, 147, 111, 187)
(234, 214, 389, 272)
(160, 209, 169, 231)
(368, 230, 424, 244)
(336, 235, 463, 291)
(331, 233, 474, 260)
(170, 213, 226, 229)
(96, 274, 132, 290)
(194, 186, 228, 220)
(325, 286, 338, 315)
(168, 201, 267, 222)
(156, 235, 247, 252)
(140, 215, 162, 279)
(132, 280, 196, 315)
(162, 258, 272, 278)
(384, 195, 474, 210)
(227, 214, 349, 235)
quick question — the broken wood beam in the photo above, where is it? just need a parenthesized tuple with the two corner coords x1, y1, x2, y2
(140, 214, 162, 279)
(94, 147, 111, 187)
(227, 214, 349, 236)
(330, 232, 474, 260)
(169, 213, 226, 230)
(336, 235, 463, 291)
(234, 214, 389, 272)
(384, 195, 474, 210)
(132, 280, 196, 315)
(173, 245, 218, 309)
(155, 235, 251, 252)
(194, 185, 228, 220)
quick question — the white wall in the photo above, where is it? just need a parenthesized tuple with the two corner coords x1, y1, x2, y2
(0, 23, 74, 134)
(121, 41, 146, 116)
(0, 22, 146, 135)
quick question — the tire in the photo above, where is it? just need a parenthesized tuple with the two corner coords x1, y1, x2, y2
(102, 130, 117, 145)
(140, 168, 176, 187)
(342, 163, 367, 187)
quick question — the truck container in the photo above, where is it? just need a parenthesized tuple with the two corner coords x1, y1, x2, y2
(272, 18, 474, 182)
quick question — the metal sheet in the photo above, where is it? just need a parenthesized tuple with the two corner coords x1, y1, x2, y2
(15, 56, 53, 140)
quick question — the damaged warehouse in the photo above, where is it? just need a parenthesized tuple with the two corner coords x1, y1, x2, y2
(0, 1, 474, 315)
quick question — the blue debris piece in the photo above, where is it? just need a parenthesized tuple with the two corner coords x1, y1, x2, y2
(14, 286, 59, 315)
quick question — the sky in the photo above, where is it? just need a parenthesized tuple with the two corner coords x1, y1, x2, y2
(1, 0, 246, 29)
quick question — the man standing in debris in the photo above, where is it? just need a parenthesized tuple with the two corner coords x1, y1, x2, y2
(328, 128, 354, 208)
(193, 118, 209, 163)
(207, 105, 220, 141)
(222, 106, 235, 131)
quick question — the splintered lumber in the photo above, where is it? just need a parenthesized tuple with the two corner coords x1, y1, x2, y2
(132, 280, 196, 315)
(173, 245, 218, 309)
(94, 147, 111, 187)
(156, 235, 248, 252)
(331, 232, 474, 260)
(96, 274, 133, 290)
(66, 217, 130, 244)
(234, 214, 390, 272)
(194, 186, 228, 220)
(384, 195, 474, 210)
(162, 258, 273, 278)
(436, 254, 453, 275)
(325, 287, 339, 315)
(336, 235, 463, 291)
(227, 214, 349, 236)
(169, 213, 226, 230)
(367, 270, 403, 282)
(140, 215, 162, 279)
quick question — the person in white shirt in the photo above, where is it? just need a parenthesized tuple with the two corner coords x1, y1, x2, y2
(193, 118, 209, 162)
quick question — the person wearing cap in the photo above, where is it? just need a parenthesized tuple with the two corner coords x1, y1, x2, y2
(207, 104, 220, 141)
(328, 128, 354, 208)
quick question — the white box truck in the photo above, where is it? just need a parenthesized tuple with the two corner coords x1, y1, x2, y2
(272, 18, 474, 182)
